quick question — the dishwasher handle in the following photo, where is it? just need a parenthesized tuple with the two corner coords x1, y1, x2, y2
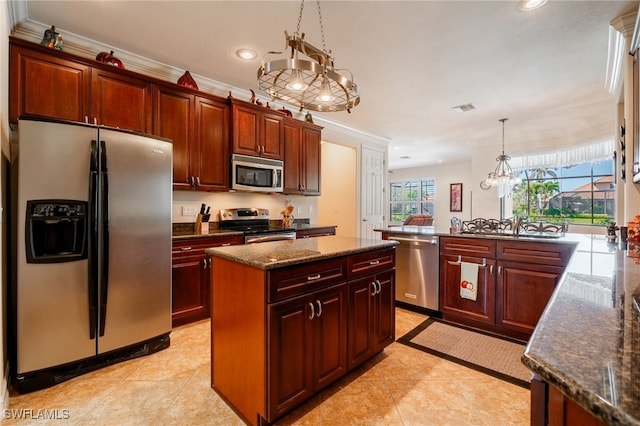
(388, 236, 438, 244)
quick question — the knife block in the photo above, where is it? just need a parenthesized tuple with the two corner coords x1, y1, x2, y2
(194, 214, 209, 234)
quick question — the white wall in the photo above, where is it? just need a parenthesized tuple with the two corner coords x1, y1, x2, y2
(172, 191, 318, 225)
(318, 142, 357, 237)
(389, 162, 472, 231)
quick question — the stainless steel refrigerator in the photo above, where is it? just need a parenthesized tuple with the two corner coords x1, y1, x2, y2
(11, 118, 172, 392)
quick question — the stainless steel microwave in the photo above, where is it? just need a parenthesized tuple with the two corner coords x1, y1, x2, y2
(231, 154, 283, 192)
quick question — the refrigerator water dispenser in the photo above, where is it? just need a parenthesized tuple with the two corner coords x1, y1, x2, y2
(25, 199, 88, 263)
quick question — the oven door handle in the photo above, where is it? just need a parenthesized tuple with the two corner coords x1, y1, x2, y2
(245, 232, 297, 244)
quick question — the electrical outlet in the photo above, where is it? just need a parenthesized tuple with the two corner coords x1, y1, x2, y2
(182, 206, 197, 216)
(297, 207, 301, 214)
(308, 206, 313, 214)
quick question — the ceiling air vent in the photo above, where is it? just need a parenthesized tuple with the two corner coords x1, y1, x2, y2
(452, 103, 475, 113)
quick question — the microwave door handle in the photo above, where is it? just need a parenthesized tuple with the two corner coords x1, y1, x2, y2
(273, 169, 277, 188)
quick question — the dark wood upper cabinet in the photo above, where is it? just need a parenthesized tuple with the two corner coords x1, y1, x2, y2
(9, 38, 320, 194)
(10, 39, 90, 123)
(154, 85, 229, 191)
(153, 85, 195, 189)
(230, 98, 284, 160)
(283, 118, 322, 195)
(90, 68, 152, 133)
(194, 96, 229, 190)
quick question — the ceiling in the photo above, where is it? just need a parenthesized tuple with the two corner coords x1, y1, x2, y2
(20, 0, 639, 170)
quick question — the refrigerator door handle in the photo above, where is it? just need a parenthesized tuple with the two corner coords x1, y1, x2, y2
(99, 140, 110, 337)
(88, 140, 99, 340)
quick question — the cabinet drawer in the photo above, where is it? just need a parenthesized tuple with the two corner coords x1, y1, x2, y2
(496, 240, 576, 267)
(347, 248, 395, 278)
(267, 258, 347, 303)
(172, 235, 243, 257)
(439, 237, 496, 258)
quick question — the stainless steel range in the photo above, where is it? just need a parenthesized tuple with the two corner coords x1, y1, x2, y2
(219, 208, 296, 244)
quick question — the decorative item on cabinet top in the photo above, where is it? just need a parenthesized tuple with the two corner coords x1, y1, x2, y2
(40, 26, 63, 51)
(95, 50, 125, 69)
(177, 71, 198, 90)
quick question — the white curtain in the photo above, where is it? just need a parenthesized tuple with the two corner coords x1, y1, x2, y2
(509, 137, 614, 171)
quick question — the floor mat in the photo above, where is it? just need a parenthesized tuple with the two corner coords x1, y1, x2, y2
(397, 317, 531, 389)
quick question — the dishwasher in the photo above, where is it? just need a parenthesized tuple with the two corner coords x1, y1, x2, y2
(387, 234, 439, 311)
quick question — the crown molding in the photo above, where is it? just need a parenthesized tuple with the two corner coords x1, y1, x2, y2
(11, 18, 390, 149)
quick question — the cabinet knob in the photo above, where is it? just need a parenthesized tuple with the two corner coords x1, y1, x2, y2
(195, 176, 201, 186)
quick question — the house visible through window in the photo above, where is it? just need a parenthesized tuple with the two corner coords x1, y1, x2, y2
(389, 179, 435, 224)
(511, 160, 614, 226)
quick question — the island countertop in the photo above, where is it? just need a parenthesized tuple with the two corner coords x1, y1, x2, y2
(205, 235, 398, 269)
(522, 235, 640, 425)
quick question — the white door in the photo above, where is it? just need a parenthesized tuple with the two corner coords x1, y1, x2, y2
(361, 147, 385, 240)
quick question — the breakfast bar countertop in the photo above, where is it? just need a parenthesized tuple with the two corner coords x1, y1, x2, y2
(522, 235, 640, 425)
(205, 235, 398, 269)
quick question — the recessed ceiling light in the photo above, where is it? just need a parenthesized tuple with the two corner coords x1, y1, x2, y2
(518, 0, 548, 12)
(236, 48, 257, 60)
(452, 103, 475, 113)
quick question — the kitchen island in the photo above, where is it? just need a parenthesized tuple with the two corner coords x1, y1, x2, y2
(206, 236, 398, 425)
(522, 236, 640, 425)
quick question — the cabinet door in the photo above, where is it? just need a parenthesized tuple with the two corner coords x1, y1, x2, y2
(347, 270, 395, 369)
(268, 294, 314, 419)
(171, 254, 210, 327)
(154, 86, 195, 190)
(194, 96, 229, 190)
(312, 284, 348, 391)
(283, 121, 303, 193)
(91, 68, 152, 132)
(373, 269, 395, 352)
(496, 260, 563, 336)
(231, 103, 260, 156)
(439, 254, 496, 325)
(10, 43, 90, 123)
(347, 275, 375, 368)
(261, 112, 284, 160)
(301, 124, 321, 195)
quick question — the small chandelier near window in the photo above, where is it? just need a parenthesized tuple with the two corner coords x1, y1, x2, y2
(480, 118, 522, 198)
(257, 0, 360, 113)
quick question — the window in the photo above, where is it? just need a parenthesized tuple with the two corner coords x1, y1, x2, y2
(511, 160, 614, 226)
(389, 179, 435, 224)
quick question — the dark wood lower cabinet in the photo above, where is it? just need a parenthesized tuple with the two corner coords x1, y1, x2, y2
(496, 261, 564, 336)
(268, 283, 348, 419)
(531, 375, 606, 426)
(439, 236, 576, 341)
(171, 235, 242, 327)
(348, 269, 395, 368)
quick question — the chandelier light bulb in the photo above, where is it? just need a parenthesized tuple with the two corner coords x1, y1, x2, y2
(315, 76, 336, 103)
(285, 70, 308, 92)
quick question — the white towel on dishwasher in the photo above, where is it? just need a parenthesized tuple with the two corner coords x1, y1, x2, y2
(459, 261, 479, 301)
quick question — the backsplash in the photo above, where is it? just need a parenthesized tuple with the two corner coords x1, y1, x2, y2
(172, 190, 318, 224)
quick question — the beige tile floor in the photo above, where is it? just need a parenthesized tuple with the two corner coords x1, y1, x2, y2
(6, 308, 530, 425)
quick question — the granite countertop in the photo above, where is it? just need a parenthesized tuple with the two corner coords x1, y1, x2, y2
(205, 235, 398, 269)
(522, 234, 640, 425)
(376, 225, 579, 246)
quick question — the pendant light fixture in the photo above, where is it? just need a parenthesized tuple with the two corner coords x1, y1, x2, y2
(480, 118, 522, 198)
(257, 0, 360, 113)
